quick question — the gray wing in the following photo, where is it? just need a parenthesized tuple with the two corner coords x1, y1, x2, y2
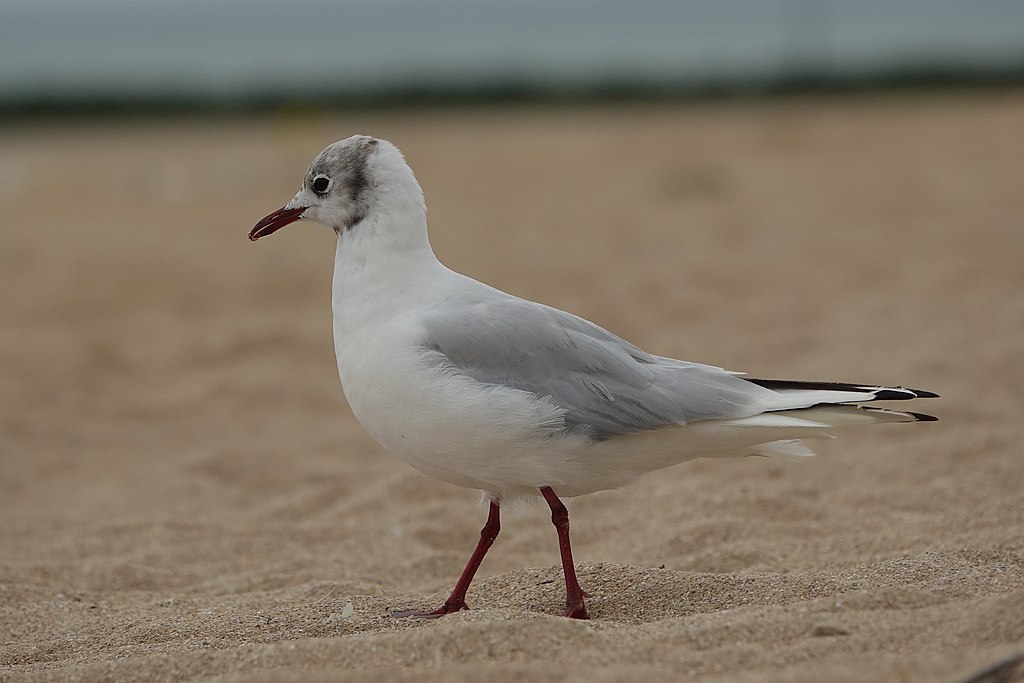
(420, 294, 771, 439)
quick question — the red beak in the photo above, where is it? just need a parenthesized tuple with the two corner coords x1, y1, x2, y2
(249, 205, 307, 241)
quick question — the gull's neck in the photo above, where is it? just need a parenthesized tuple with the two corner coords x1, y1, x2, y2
(331, 200, 445, 339)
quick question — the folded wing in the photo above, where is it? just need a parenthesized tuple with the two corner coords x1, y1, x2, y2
(421, 293, 936, 440)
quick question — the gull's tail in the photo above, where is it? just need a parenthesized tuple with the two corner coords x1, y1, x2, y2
(716, 379, 939, 459)
(744, 378, 938, 421)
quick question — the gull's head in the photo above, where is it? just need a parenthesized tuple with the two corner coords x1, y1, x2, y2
(249, 135, 423, 242)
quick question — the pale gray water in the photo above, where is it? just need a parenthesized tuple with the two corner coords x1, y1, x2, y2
(2, 0, 1022, 104)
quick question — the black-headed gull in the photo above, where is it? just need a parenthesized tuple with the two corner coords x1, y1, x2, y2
(250, 135, 937, 620)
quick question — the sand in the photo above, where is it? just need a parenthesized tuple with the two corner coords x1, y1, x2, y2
(2, 92, 1023, 682)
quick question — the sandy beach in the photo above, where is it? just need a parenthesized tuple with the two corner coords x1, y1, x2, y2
(2, 92, 1023, 682)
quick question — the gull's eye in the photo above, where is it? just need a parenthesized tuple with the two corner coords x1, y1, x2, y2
(311, 175, 330, 194)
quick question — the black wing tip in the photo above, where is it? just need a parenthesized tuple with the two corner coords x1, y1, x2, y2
(909, 388, 940, 399)
(908, 411, 939, 422)
(873, 387, 940, 400)
(873, 388, 917, 401)
(747, 378, 939, 401)
(872, 387, 941, 401)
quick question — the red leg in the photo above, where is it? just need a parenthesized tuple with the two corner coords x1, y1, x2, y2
(393, 500, 500, 618)
(539, 487, 589, 619)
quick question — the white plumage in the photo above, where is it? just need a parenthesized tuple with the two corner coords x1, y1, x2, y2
(250, 135, 937, 619)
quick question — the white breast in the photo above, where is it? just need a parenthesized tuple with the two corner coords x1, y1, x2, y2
(335, 312, 588, 494)
(330, 233, 585, 497)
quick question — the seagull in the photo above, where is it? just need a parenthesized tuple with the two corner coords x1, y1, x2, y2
(249, 135, 937, 620)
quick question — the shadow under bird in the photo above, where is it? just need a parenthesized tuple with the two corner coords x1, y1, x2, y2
(249, 135, 937, 620)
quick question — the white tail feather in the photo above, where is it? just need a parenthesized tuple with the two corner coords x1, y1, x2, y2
(753, 439, 818, 460)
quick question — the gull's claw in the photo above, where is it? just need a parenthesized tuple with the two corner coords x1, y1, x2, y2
(392, 603, 468, 619)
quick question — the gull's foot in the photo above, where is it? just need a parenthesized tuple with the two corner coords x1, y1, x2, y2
(392, 601, 468, 619)
(565, 599, 589, 620)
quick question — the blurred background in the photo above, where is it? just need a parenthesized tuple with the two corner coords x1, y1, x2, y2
(2, 0, 1023, 113)
(3, 3, 1024, 680)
